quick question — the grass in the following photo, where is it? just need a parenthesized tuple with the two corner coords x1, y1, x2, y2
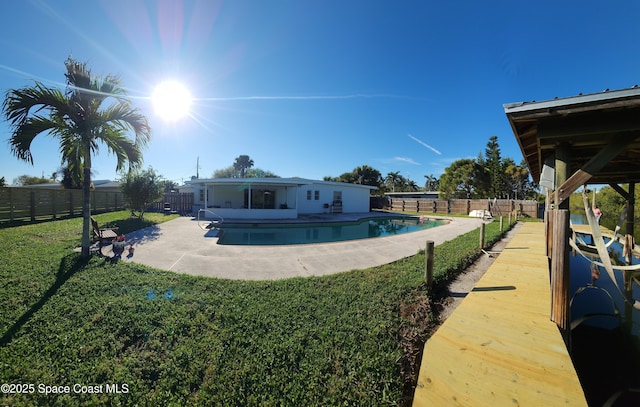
(0, 211, 513, 406)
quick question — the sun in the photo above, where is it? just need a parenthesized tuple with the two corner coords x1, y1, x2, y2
(151, 80, 192, 121)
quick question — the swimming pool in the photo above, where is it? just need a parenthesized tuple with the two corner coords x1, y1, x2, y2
(215, 216, 447, 245)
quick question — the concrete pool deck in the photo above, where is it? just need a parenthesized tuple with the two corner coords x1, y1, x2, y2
(115, 213, 485, 280)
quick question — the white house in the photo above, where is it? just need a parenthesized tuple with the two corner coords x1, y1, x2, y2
(191, 178, 376, 220)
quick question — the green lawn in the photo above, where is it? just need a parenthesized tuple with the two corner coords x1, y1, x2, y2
(0, 211, 513, 406)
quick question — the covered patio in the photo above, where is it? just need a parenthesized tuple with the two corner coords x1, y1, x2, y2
(504, 86, 640, 340)
(192, 178, 306, 220)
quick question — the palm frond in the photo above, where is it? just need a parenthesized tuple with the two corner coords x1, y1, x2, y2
(100, 103, 152, 147)
(3, 83, 69, 127)
(8, 115, 61, 164)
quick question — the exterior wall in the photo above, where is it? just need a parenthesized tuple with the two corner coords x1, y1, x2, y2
(192, 179, 372, 218)
(199, 208, 297, 220)
(298, 183, 372, 214)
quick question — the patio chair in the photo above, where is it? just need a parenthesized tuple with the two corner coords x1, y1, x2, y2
(91, 217, 119, 254)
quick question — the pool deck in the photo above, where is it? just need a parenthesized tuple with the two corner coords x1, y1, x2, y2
(112, 212, 484, 280)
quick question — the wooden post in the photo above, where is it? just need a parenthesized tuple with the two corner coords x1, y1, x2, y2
(624, 182, 635, 333)
(425, 240, 434, 289)
(555, 144, 571, 210)
(479, 222, 485, 249)
(51, 190, 56, 220)
(30, 191, 36, 222)
(550, 210, 571, 340)
(69, 191, 74, 217)
(624, 182, 635, 264)
(500, 216, 504, 232)
(9, 187, 14, 223)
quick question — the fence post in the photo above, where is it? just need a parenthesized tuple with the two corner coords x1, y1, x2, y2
(479, 222, 485, 249)
(500, 216, 504, 232)
(51, 190, 56, 220)
(425, 240, 434, 289)
(30, 191, 36, 222)
(9, 187, 14, 223)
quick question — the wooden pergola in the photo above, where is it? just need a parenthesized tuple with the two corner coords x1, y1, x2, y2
(504, 86, 640, 341)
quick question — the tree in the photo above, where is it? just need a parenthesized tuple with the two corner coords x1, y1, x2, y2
(439, 158, 479, 199)
(13, 174, 56, 186)
(385, 171, 401, 192)
(2, 57, 151, 257)
(233, 155, 254, 178)
(0, 177, 6, 187)
(330, 165, 383, 190)
(57, 166, 83, 189)
(121, 168, 164, 219)
(212, 165, 237, 178)
(424, 174, 439, 191)
(504, 159, 534, 199)
(244, 168, 280, 178)
(162, 180, 178, 193)
(484, 135, 505, 198)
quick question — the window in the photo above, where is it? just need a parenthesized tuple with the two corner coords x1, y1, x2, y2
(199, 188, 205, 202)
(314, 190, 320, 200)
(306, 190, 312, 200)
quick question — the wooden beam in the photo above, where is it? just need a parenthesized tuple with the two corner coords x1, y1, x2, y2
(554, 133, 638, 205)
(538, 110, 640, 140)
(609, 183, 630, 200)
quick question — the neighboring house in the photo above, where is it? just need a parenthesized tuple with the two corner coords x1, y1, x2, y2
(385, 191, 440, 200)
(18, 179, 121, 193)
(191, 178, 376, 219)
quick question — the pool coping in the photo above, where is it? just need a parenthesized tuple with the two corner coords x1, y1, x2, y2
(115, 212, 485, 280)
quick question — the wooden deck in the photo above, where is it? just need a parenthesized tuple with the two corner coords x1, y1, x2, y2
(413, 222, 587, 406)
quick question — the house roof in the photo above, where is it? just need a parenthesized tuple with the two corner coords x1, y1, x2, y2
(504, 86, 640, 185)
(385, 191, 439, 197)
(17, 179, 121, 189)
(191, 177, 378, 190)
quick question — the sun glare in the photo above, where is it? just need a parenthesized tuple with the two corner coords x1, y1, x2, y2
(151, 80, 192, 121)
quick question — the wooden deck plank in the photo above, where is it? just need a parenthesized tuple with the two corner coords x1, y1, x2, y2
(413, 222, 587, 406)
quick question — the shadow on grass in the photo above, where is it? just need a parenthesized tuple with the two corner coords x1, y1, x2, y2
(0, 253, 88, 347)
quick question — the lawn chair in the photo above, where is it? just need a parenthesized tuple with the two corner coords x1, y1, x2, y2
(91, 217, 119, 255)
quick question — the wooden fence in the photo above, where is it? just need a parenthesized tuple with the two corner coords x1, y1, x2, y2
(389, 198, 539, 218)
(0, 187, 195, 224)
(0, 187, 125, 224)
(147, 192, 194, 215)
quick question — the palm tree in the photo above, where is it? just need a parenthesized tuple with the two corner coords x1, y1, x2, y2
(2, 57, 151, 257)
(385, 171, 401, 192)
(233, 155, 254, 178)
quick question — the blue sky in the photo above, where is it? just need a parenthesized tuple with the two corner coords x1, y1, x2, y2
(1, 0, 639, 187)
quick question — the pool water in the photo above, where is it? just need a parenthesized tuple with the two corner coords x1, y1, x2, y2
(216, 216, 447, 246)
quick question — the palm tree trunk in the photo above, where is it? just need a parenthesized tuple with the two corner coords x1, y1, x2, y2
(81, 165, 92, 258)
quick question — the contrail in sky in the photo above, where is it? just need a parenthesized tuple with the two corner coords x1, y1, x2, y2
(408, 134, 442, 155)
(394, 156, 420, 165)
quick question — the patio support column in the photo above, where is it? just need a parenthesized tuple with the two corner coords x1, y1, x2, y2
(624, 183, 635, 334)
(551, 142, 571, 345)
(624, 182, 635, 264)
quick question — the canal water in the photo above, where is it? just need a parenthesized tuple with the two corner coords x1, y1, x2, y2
(569, 214, 640, 406)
